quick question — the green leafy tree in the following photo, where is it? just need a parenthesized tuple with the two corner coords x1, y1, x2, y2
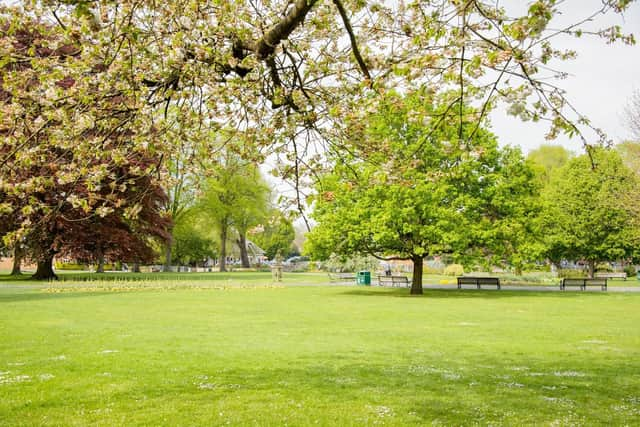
(527, 145, 573, 184)
(616, 141, 640, 174)
(161, 133, 202, 271)
(306, 90, 538, 294)
(231, 176, 270, 268)
(540, 148, 640, 277)
(198, 151, 268, 271)
(171, 208, 217, 267)
(250, 210, 296, 260)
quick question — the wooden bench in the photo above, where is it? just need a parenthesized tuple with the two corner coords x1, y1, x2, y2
(327, 272, 356, 282)
(457, 277, 501, 290)
(377, 275, 410, 287)
(560, 278, 607, 291)
(594, 272, 626, 281)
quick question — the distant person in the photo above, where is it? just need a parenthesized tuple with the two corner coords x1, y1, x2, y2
(384, 264, 392, 276)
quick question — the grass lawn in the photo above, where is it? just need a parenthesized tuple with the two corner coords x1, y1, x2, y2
(1, 275, 639, 425)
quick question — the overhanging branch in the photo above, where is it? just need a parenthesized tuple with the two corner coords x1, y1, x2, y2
(332, 0, 372, 84)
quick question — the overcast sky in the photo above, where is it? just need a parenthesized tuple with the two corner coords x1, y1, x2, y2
(491, 1, 640, 154)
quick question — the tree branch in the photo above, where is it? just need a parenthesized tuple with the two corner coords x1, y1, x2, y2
(254, 0, 319, 60)
(332, 0, 372, 84)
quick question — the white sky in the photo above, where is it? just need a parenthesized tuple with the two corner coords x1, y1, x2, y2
(490, 1, 640, 154)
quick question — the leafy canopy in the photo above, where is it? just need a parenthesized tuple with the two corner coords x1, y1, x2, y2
(307, 89, 538, 291)
(540, 148, 640, 265)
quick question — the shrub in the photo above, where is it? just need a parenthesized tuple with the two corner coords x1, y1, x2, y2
(596, 263, 613, 272)
(557, 268, 586, 278)
(423, 265, 444, 274)
(323, 254, 380, 272)
(443, 264, 464, 276)
(54, 262, 87, 271)
(624, 265, 636, 277)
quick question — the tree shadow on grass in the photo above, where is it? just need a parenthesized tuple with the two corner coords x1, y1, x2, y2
(339, 288, 612, 300)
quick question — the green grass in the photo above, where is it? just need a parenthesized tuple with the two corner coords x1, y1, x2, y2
(1, 277, 639, 425)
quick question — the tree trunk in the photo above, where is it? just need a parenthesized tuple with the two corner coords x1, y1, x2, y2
(163, 229, 173, 272)
(10, 245, 22, 276)
(132, 262, 140, 273)
(410, 255, 424, 295)
(96, 245, 105, 273)
(588, 260, 595, 279)
(514, 265, 523, 276)
(32, 254, 57, 281)
(219, 226, 228, 272)
(237, 233, 250, 268)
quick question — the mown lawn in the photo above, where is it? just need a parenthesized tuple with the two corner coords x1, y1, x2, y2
(0, 277, 639, 425)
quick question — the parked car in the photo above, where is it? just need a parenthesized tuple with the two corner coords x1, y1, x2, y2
(284, 256, 309, 265)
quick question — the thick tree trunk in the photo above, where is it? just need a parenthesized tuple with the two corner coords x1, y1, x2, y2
(410, 255, 424, 295)
(132, 262, 140, 273)
(163, 228, 173, 272)
(588, 260, 595, 279)
(32, 254, 57, 281)
(219, 226, 228, 272)
(237, 233, 250, 268)
(10, 245, 22, 276)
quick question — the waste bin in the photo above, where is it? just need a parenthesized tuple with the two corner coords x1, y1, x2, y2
(357, 271, 371, 286)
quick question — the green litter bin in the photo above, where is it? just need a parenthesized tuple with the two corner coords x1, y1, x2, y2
(357, 271, 371, 286)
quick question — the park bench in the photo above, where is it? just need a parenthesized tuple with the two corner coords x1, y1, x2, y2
(327, 272, 356, 282)
(377, 275, 410, 287)
(594, 272, 627, 281)
(457, 276, 501, 290)
(560, 278, 607, 291)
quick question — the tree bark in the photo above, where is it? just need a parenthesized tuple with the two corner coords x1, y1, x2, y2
(132, 262, 140, 273)
(32, 254, 57, 281)
(219, 225, 228, 272)
(10, 245, 22, 276)
(237, 233, 250, 268)
(410, 255, 424, 295)
(163, 228, 173, 272)
(96, 245, 105, 273)
(163, 242, 172, 272)
(254, 0, 319, 59)
(588, 260, 595, 279)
